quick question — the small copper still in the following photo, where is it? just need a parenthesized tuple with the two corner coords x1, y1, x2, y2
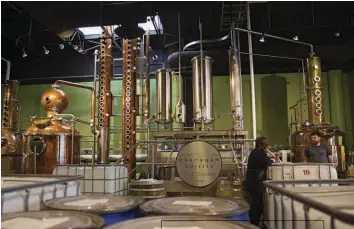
(23, 85, 81, 174)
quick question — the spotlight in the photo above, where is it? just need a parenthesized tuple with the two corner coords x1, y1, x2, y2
(43, 46, 49, 55)
(78, 47, 83, 53)
(59, 44, 65, 49)
(22, 49, 27, 58)
(73, 45, 78, 50)
(152, 54, 158, 60)
(293, 36, 299, 41)
(259, 36, 265, 43)
(334, 32, 340, 37)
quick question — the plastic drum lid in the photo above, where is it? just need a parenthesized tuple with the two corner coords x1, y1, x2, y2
(44, 195, 144, 214)
(1, 210, 104, 229)
(140, 196, 249, 217)
(104, 215, 259, 229)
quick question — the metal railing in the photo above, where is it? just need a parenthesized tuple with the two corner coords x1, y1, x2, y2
(264, 179, 354, 229)
(1, 174, 83, 214)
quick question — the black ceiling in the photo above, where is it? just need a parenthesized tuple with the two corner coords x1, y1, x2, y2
(2, 1, 354, 82)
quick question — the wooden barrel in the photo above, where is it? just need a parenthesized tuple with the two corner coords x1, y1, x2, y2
(216, 179, 243, 198)
(129, 179, 166, 200)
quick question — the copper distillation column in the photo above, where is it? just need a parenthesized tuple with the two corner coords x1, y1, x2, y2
(307, 55, 324, 124)
(98, 27, 113, 164)
(122, 38, 139, 179)
(1, 80, 22, 174)
(291, 55, 347, 172)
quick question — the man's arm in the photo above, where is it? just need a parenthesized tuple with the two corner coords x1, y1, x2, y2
(326, 145, 333, 163)
(304, 148, 310, 162)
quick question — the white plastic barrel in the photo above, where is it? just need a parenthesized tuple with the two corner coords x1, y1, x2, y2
(53, 165, 128, 195)
(266, 185, 354, 229)
(268, 163, 338, 187)
(1, 176, 80, 214)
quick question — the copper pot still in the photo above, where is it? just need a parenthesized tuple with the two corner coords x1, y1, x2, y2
(23, 87, 81, 174)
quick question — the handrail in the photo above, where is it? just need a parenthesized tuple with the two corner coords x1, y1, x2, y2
(264, 179, 354, 226)
(1, 175, 83, 194)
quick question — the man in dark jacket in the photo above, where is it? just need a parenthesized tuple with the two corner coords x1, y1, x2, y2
(245, 137, 273, 226)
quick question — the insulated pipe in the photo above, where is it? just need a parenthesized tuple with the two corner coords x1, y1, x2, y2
(52, 80, 98, 136)
(247, 3, 257, 141)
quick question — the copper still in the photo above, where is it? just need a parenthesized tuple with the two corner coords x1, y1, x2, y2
(1, 80, 23, 174)
(98, 27, 113, 164)
(24, 86, 81, 174)
(122, 38, 140, 179)
(291, 55, 347, 172)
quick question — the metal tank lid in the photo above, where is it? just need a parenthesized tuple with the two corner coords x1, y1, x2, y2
(1, 210, 104, 229)
(155, 68, 171, 72)
(129, 179, 164, 185)
(140, 196, 249, 217)
(104, 215, 258, 229)
(191, 55, 214, 62)
(44, 195, 144, 214)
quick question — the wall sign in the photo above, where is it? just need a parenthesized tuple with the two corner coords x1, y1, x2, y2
(176, 141, 222, 188)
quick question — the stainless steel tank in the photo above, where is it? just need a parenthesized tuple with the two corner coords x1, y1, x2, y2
(155, 68, 172, 124)
(229, 49, 243, 126)
(191, 56, 214, 124)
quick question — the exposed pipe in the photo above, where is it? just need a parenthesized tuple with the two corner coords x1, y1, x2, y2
(2, 58, 11, 80)
(183, 34, 230, 51)
(92, 49, 99, 164)
(52, 80, 98, 136)
(81, 154, 147, 162)
(145, 28, 151, 121)
(234, 27, 314, 54)
(178, 10, 183, 102)
(247, 3, 257, 141)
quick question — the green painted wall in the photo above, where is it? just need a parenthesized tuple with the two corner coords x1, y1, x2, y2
(2, 70, 354, 151)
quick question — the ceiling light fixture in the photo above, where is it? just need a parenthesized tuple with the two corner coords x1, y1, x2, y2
(334, 32, 340, 37)
(78, 47, 83, 53)
(293, 36, 298, 41)
(59, 44, 65, 49)
(22, 49, 27, 58)
(43, 46, 49, 55)
(73, 45, 78, 50)
(152, 54, 158, 60)
(259, 36, 265, 43)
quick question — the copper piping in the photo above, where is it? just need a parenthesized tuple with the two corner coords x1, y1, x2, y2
(53, 80, 97, 135)
(144, 28, 150, 121)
